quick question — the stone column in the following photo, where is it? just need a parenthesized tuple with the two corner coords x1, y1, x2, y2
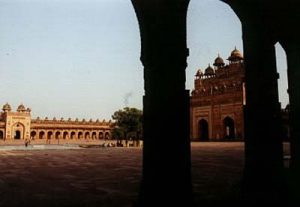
(241, 22, 285, 203)
(282, 40, 300, 201)
(131, 0, 193, 206)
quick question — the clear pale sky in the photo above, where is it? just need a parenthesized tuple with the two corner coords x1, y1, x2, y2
(0, 0, 288, 120)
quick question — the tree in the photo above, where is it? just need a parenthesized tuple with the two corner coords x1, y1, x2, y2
(111, 107, 142, 140)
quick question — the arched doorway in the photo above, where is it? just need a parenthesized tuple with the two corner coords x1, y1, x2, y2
(198, 119, 209, 141)
(70, 132, 76, 139)
(78, 132, 83, 139)
(55, 131, 61, 139)
(224, 117, 235, 139)
(39, 131, 45, 139)
(0, 131, 4, 139)
(31, 131, 37, 140)
(12, 123, 25, 140)
(63, 131, 68, 139)
(47, 131, 53, 139)
(14, 130, 21, 139)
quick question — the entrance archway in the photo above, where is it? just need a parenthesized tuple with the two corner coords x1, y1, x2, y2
(14, 130, 21, 139)
(223, 117, 235, 139)
(12, 123, 25, 140)
(70, 132, 75, 139)
(78, 132, 83, 139)
(0, 131, 4, 139)
(39, 131, 45, 139)
(55, 131, 61, 139)
(31, 131, 37, 140)
(63, 131, 68, 139)
(198, 119, 209, 141)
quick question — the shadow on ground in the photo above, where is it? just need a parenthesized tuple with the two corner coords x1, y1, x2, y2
(0, 142, 290, 207)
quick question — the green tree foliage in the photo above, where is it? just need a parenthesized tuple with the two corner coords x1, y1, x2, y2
(111, 107, 143, 140)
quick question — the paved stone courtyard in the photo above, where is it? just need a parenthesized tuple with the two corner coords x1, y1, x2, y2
(0, 142, 290, 207)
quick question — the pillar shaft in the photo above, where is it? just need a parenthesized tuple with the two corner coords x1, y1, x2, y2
(285, 43, 300, 169)
(242, 23, 285, 202)
(283, 41, 300, 201)
(131, 1, 192, 206)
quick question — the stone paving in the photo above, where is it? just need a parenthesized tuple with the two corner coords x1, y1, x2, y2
(0, 142, 290, 207)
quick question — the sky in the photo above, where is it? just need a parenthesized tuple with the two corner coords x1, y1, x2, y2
(0, 0, 289, 120)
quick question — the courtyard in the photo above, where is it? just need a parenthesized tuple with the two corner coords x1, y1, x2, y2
(0, 142, 290, 207)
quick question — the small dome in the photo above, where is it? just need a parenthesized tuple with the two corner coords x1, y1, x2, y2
(213, 54, 225, 67)
(204, 64, 215, 76)
(2, 103, 11, 112)
(26, 108, 31, 113)
(228, 47, 243, 62)
(17, 104, 26, 112)
(195, 69, 203, 77)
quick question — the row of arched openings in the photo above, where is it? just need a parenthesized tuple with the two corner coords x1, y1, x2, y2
(30, 131, 110, 140)
(198, 117, 235, 141)
(0, 130, 22, 139)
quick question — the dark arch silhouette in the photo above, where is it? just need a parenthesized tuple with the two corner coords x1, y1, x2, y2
(198, 119, 209, 141)
(130, 0, 299, 206)
(70, 131, 76, 139)
(39, 131, 45, 139)
(47, 131, 53, 139)
(30, 131, 37, 139)
(223, 117, 235, 139)
(63, 131, 68, 139)
(55, 131, 60, 139)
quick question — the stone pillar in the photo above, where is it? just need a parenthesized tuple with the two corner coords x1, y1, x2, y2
(131, 0, 193, 206)
(282, 40, 300, 201)
(241, 22, 285, 203)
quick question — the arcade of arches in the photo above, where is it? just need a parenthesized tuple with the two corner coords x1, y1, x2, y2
(0, 103, 112, 141)
(131, 0, 300, 206)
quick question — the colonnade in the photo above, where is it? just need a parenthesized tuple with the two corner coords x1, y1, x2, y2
(30, 130, 110, 140)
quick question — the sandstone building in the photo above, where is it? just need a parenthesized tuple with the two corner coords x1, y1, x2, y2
(190, 48, 245, 141)
(0, 103, 112, 141)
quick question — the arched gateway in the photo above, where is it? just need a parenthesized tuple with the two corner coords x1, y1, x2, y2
(223, 117, 235, 139)
(198, 119, 209, 141)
